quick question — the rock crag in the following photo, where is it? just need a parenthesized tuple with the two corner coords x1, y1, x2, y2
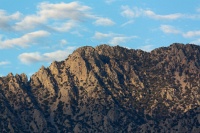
(0, 43, 200, 132)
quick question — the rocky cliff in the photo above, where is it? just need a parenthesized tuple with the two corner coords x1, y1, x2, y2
(0, 43, 200, 132)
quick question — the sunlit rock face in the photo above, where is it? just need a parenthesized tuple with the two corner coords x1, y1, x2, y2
(1, 43, 200, 132)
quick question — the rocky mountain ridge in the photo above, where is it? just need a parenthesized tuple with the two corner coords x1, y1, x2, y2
(0, 43, 200, 132)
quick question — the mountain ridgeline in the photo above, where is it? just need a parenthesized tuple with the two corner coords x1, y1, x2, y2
(1, 43, 200, 132)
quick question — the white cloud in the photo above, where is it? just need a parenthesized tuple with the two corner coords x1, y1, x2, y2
(138, 45, 154, 52)
(160, 25, 200, 39)
(160, 25, 181, 34)
(18, 52, 43, 64)
(121, 20, 134, 27)
(52, 21, 77, 32)
(109, 36, 137, 45)
(38, 2, 91, 20)
(190, 38, 200, 45)
(93, 32, 114, 39)
(43, 50, 72, 61)
(0, 10, 22, 30)
(121, 6, 185, 20)
(14, 15, 46, 31)
(28, 72, 34, 78)
(183, 30, 200, 38)
(196, 8, 200, 12)
(18, 47, 76, 64)
(0, 61, 10, 66)
(94, 17, 115, 26)
(93, 31, 137, 45)
(0, 30, 50, 49)
(1, 2, 115, 32)
(71, 30, 83, 37)
(105, 0, 116, 4)
(60, 39, 68, 45)
(14, 2, 91, 31)
(144, 10, 183, 20)
(121, 6, 141, 18)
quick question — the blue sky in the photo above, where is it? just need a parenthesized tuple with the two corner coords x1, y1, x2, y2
(0, 0, 200, 77)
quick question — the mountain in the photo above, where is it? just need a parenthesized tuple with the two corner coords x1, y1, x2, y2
(0, 43, 200, 132)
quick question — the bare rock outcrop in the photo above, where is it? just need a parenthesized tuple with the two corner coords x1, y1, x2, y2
(0, 43, 200, 132)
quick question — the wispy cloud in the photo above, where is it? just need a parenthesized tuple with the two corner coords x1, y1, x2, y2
(51, 20, 77, 32)
(0, 30, 50, 49)
(0, 61, 10, 66)
(121, 6, 141, 18)
(14, 2, 91, 31)
(159, 25, 200, 39)
(183, 30, 200, 38)
(196, 8, 200, 12)
(121, 20, 134, 27)
(109, 36, 137, 45)
(13, 2, 115, 32)
(93, 31, 137, 45)
(0, 1, 115, 33)
(138, 45, 154, 52)
(105, 0, 116, 4)
(18, 46, 76, 64)
(18, 52, 43, 64)
(144, 10, 183, 20)
(160, 25, 181, 34)
(94, 18, 115, 26)
(60, 39, 68, 45)
(121, 5, 200, 21)
(93, 32, 114, 40)
(0, 10, 22, 31)
(190, 39, 200, 45)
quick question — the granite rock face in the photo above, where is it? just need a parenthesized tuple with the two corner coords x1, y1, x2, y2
(0, 43, 200, 132)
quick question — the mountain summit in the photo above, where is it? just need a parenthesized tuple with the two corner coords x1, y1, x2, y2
(1, 43, 200, 132)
